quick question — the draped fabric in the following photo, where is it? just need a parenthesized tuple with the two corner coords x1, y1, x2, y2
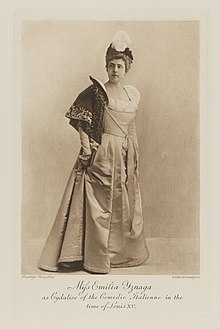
(38, 83, 149, 274)
(65, 76, 108, 144)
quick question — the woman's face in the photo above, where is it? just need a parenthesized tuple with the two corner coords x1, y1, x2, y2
(106, 58, 126, 83)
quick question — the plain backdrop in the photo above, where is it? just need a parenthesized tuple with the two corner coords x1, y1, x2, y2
(21, 20, 199, 243)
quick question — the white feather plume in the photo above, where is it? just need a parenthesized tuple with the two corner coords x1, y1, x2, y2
(111, 31, 131, 52)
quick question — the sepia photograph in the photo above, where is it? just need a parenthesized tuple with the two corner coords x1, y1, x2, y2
(21, 20, 200, 276)
(3, 0, 220, 328)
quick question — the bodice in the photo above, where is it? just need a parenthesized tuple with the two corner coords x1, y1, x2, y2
(103, 95, 137, 136)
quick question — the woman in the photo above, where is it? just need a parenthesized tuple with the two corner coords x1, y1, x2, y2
(38, 31, 149, 274)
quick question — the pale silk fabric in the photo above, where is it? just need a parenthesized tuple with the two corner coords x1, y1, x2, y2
(39, 87, 149, 273)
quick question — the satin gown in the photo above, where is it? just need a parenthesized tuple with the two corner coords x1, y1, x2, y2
(38, 85, 149, 273)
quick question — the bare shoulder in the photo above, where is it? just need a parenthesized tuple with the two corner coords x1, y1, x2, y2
(124, 85, 141, 105)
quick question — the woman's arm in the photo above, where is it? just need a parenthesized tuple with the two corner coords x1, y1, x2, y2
(78, 127, 91, 155)
(128, 119, 138, 147)
(78, 127, 92, 167)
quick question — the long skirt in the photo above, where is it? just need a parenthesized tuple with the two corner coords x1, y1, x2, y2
(38, 133, 149, 273)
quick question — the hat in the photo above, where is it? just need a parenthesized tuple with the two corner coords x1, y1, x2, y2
(105, 31, 133, 63)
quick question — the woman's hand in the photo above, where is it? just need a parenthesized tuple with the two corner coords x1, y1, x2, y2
(79, 153, 91, 168)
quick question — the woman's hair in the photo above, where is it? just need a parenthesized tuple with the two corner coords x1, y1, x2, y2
(105, 46, 133, 72)
(105, 32, 134, 73)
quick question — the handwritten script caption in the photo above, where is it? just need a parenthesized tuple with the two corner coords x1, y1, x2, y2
(41, 280, 183, 311)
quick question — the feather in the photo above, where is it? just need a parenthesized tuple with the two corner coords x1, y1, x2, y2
(111, 31, 131, 52)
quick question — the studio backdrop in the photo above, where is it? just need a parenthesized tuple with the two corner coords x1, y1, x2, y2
(21, 20, 199, 274)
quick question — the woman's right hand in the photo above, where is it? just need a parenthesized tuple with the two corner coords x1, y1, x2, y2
(79, 153, 91, 168)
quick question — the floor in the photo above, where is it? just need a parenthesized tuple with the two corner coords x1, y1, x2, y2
(22, 237, 200, 275)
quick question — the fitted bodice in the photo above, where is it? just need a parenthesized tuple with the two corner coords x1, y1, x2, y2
(103, 96, 137, 136)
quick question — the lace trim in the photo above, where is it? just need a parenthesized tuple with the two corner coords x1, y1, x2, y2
(65, 105, 92, 124)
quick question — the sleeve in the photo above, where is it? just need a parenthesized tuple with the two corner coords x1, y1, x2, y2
(78, 127, 91, 155)
(124, 85, 141, 108)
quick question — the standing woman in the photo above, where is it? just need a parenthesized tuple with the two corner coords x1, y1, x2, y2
(39, 31, 149, 274)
